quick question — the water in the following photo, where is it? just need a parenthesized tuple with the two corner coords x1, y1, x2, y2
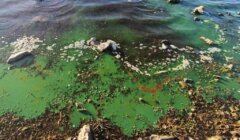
(0, 0, 240, 136)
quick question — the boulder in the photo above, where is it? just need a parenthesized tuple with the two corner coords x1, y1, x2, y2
(192, 6, 204, 15)
(77, 125, 93, 140)
(7, 51, 32, 64)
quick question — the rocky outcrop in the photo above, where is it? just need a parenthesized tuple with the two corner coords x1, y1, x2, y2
(77, 125, 93, 140)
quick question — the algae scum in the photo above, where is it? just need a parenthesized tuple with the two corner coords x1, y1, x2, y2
(0, 0, 240, 137)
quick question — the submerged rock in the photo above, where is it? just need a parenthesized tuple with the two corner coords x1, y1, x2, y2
(192, 6, 204, 15)
(77, 125, 93, 140)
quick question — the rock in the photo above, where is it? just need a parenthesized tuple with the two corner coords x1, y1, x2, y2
(150, 135, 178, 140)
(77, 125, 93, 140)
(200, 36, 215, 46)
(167, 0, 180, 4)
(7, 51, 32, 64)
(161, 40, 171, 46)
(161, 40, 172, 50)
(192, 6, 204, 15)
(87, 37, 98, 46)
(96, 40, 119, 52)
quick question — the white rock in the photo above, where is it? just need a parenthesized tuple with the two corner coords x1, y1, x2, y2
(161, 44, 168, 50)
(96, 40, 119, 52)
(77, 125, 93, 140)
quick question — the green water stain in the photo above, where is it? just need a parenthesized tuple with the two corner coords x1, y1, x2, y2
(102, 93, 162, 136)
(96, 55, 119, 77)
(0, 56, 78, 118)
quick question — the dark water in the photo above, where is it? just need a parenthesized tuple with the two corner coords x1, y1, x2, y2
(0, 0, 239, 45)
(1, 0, 239, 67)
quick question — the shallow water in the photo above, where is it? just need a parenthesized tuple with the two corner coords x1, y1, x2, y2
(0, 0, 240, 136)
